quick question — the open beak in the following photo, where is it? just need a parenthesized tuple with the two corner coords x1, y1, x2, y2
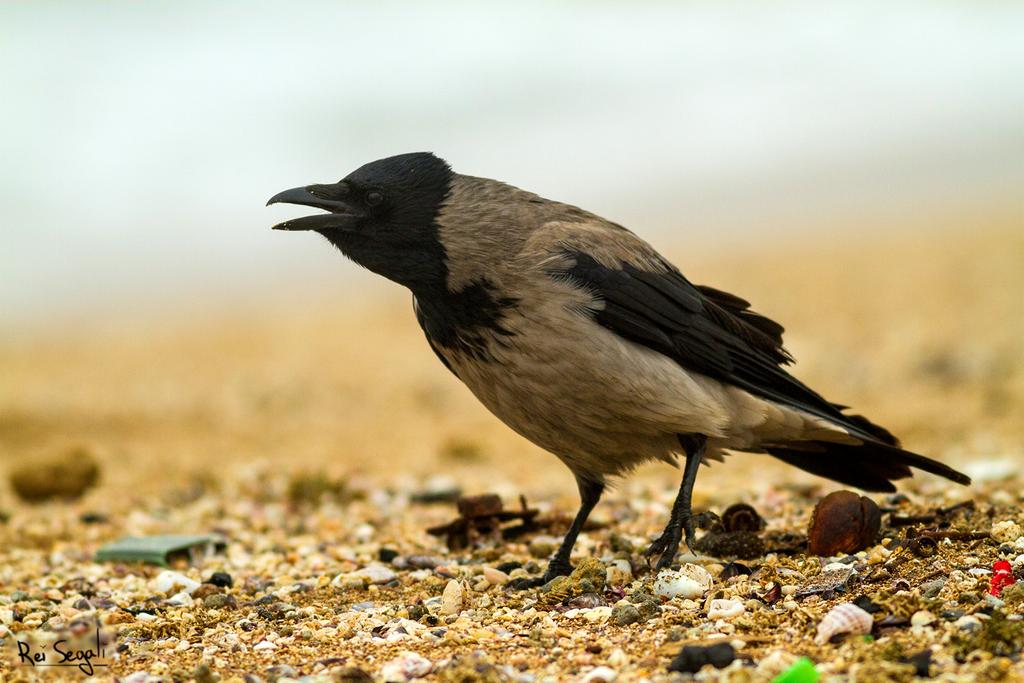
(267, 183, 363, 231)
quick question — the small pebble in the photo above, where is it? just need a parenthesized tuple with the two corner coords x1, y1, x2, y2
(379, 651, 432, 681)
(611, 603, 641, 626)
(333, 564, 397, 587)
(991, 520, 1022, 543)
(921, 578, 947, 598)
(440, 579, 463, 615)
(954, 615, 982, 632)
(204, 594, 237, 610)
(910, 610, 935, 627)
(482, 566, 510, 586)
(165, 591, 194, 606)
(206, 572, 234, 588)
(9, 445, 101, 502)
(529, 538, 557, 559)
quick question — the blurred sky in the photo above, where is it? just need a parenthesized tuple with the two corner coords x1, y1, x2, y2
(2, 1, 1023, 323)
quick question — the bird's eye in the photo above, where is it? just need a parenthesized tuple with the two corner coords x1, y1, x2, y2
(365, 191, 384, 207)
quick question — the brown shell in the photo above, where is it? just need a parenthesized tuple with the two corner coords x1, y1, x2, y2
(722, 503, 766, 532)
(807, 490, 882, 556)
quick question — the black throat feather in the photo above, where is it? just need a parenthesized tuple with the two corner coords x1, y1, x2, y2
(414, 279, 518, 363)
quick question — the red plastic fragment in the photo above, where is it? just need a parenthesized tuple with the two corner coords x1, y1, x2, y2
(989, 559, 1016, 596)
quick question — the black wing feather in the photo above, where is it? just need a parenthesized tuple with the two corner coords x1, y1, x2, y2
(564, 252, 853, 433)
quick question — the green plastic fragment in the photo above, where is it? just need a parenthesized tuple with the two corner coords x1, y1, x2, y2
(94, 534, 224, 567)
(771, 657, 819, 683)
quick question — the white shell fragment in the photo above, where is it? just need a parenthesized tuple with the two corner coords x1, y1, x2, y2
(990, 520, 1022, 544)
(440, 578, 464, 615)
(707, 598, 745, 620)
(581, 665, 618, 682)
(153, 570, 201, 596)
(606, 559, 633, 587)
(653, 564, 713, 599)
(379, 650, 432, 681)
(911, 610, 936, 627)
(814, 602, 873, 644)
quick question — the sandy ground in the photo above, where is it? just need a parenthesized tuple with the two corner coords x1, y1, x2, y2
(0, 218, 1022, 682)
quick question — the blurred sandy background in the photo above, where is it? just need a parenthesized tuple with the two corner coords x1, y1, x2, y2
(2, 1, 1023, 511)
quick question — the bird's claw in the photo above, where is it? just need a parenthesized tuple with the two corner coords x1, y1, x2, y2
(645, 524, 683, 570)
(507, 559, 572, 591)
(540, 559, 573, 584)
(646, 511, 719, 570)
(507, 576, 546, 590)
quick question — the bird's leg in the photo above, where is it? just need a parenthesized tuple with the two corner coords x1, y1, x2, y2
(511, 478, 604, 589)
(646, 434, 709, 570)
(542, 477, 604, 583)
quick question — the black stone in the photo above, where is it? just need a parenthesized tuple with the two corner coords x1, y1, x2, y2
(668, 643, 736, 673)
(206, 572, 234, 588)
(903, 649, 933, 678)
(853, 595, 881, 613)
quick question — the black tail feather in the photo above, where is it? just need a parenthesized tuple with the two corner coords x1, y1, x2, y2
(766, 438, 971, 493)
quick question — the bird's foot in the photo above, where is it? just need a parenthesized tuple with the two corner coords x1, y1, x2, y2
(507, 559, 572, 590)
(645, 524, 683, 571)
(540, 559, 573, 585)
(645, 511, 719, 570)
(507, 576, 545, 590)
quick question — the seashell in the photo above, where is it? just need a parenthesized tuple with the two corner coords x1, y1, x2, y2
(565, 592, 605, 610)
(653, 564, 713, 599)
(707, 598, 745, 620)
(814, 602, 873, 644)
(807, 491, 881, 556)
(722, 503, 766, 532)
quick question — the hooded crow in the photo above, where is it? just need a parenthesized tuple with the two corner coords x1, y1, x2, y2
(268, 152, 970, 582)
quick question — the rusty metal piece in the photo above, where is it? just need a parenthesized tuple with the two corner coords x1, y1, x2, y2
(427, 494, 541, 550)
(888, 499, 977, 529)
(457, 494, 504, 518)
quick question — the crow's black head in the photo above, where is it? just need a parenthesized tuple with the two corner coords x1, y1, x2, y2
(269, 152, 453, 290)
